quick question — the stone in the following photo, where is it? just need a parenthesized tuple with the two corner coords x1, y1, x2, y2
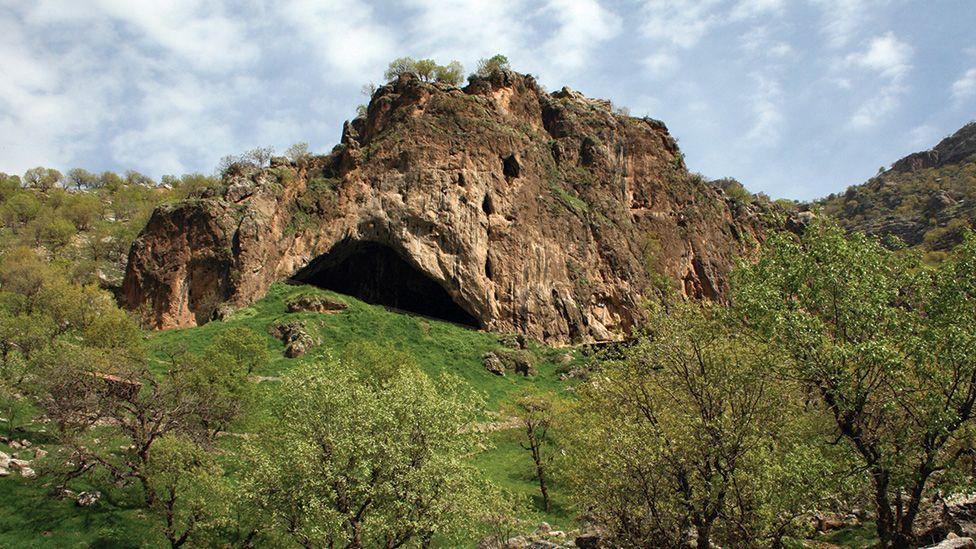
(123, 71, 767, 344)
(0, 467, 8, 477)
(9, 440, 21, 450)
(19, 466, 35, 479)
(269, 321, 316, 358)
(34, 448, 47, 459)
(77, 491, 101, 507)
(483, 352, 506, 376)
(285, 294, 347, 314)
(7, 458, 30, 471)
(917, 494, 976, 545)
(925, 533, 976, 549)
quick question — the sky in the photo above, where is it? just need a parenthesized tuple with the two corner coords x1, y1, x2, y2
(0, 0, 974, 201)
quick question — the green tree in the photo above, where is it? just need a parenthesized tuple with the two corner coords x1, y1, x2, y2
(384, 56, 417, 81)
(145, 435, 230, 548)
(567, 301, 834, 548)
(505, 392, 563, 512)
(1, 192, 42, 226)
(412, 58, 438, 81)
(60, 192, 104, 230)
(733, 221, 976, 548)
(22, 167, 62, 191)
(434, 60, 465, 86)
(240, 346, 487, 548)
(475, 54, 510, 78)
(65, 168, 98, 190)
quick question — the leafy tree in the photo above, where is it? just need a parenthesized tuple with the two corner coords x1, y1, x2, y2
(33, 213, 76, 249)
(240, 345, 487, 548)
(1, 192, 42, 226)
(66, 168, 98, 190)
(145, 435, 230, 548)
(60, 192, 103, 230)
(567, 301, 835, 548)
(22, 167, 62, 191)
(434, 60, 465, 86)
(208, 326, 268, 375)
(384, 56, 417, 81)
(505, 392, 563, 512)
(733, 221, 976, 548)
(412, 58, 438, 81)
(284, 142, 311, 165)
(475, 54, 510, 78)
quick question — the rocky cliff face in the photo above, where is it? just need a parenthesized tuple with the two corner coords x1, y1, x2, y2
(122, 71, 765, 343)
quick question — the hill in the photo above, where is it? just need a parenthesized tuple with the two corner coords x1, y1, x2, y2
(122, 70, 770, 343)
(819, 121, 976, 257)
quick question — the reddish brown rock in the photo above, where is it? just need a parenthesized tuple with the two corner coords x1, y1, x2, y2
(123, 71, 765, 343)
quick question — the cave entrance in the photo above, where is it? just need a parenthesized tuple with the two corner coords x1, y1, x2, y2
(292, 239, 480, 327)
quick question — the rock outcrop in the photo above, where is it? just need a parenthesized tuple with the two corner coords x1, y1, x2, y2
(123, 71, 765, 343)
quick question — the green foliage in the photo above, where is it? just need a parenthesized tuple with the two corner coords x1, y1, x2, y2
(22, 166, 62, 191)
(567, 301, 837, 548)
(475, 54, 511, 78)
(384, 56, 465, 85)
(240, 348, 489, 547)
(733, 221, 976, 547)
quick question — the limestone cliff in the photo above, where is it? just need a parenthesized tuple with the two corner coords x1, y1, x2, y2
(122, 71, 765, 343)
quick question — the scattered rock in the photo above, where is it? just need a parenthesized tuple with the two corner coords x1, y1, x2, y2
(917, 494, 976, 544)
(77, 491, 102, 507)
(34, 448, 47, 459)
(286, 294, 347, 314)
(269, 321, 316, 358)
(9, 440, 21, 450)
(0, 468, 8, 477)
(19, 466, 35, 478)
(7, 458, 31, 472)
(483, 352, 506, 376)
(926, 533, 976, 549)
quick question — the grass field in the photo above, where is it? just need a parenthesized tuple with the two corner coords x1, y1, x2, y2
(0, 282, 581, 546)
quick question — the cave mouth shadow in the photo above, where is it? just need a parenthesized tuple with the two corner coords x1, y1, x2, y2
(291, 239, 481, 328)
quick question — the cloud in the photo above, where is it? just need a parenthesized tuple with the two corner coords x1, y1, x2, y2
(951, 68, 976, 103)
(403, 0, 528, 67)
(846, 31, 912, 78)
(745, 74, 784, 145)
(543, 0, 622, 74)
(639, 0, 723, 49)
(280, 0, 397, 83)
(730, 0, 784, 20)
(644, 51, 680, 77)
(844, 32, 913, 129)
(812, 0, 886, 48)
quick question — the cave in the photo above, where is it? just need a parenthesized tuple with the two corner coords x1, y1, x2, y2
(292, 239, 480, 327)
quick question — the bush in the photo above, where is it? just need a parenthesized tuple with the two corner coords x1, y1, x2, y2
(474, 54, 510, 78)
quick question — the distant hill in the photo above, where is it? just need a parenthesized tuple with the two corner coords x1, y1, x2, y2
(819, 121, 976, 258)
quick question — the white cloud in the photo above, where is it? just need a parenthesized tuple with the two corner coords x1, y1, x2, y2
(812, 0, 887, 48)
(730, 0, 784, 20)
(280, 0, 397, 83)
(846, 31, 912, 78)
(746, 74, 784, 145)
(543, 0, 622, 74)
(403, 0, 528, 68)
(644, 51, 679, 77)
(640, 0, 723, 49)
(844, 32, 913, 129)
(739, 26, 794, 58)
(951, 68, 976, 103)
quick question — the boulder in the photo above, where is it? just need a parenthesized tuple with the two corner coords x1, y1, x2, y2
(926, 533, 976, 549)
(77, 491, 101, 507)
(286, 294, 348, 314)
(269, 321, 316, 358)
(483, 352, 506, 376)
(19, 466, 35, 479)
(917, 494, 976, 544)
(0, 467, 8, 477)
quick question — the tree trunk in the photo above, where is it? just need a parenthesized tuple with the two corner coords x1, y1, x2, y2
(696, 523, 711, 549)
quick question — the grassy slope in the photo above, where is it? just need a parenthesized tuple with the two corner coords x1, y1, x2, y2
(0, 283, 581, 547)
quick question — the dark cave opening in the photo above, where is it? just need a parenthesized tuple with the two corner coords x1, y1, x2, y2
(292, 239, 480, 328)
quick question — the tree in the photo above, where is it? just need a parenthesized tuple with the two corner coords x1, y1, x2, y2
(566, 301, 834, 548)
(475, 54, 510, 78)
(1, 192, 41, 226)
(60, 192, 103, 230)
(506, 392, 562, 512)
(435, 61, 465, 86)
(66, 168, 98, 190)
(144, 435, 229, 548)
(22, 167, 62, 191)
(384, 56, 417, 81)
(733, 221, 976, 548)
(240, 344, 487, 548)
(284, 142, 311, 165)
(412, 58, 438, 81)
(208, 326, 268, 375)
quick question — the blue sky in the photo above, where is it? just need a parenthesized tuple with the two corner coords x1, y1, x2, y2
(0, 0, 973, 200)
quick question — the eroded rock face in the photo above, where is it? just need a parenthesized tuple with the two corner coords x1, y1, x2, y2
(123, 71, 765, 343)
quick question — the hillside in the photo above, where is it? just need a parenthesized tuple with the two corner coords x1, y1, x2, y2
(819, 121, 976, 256)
